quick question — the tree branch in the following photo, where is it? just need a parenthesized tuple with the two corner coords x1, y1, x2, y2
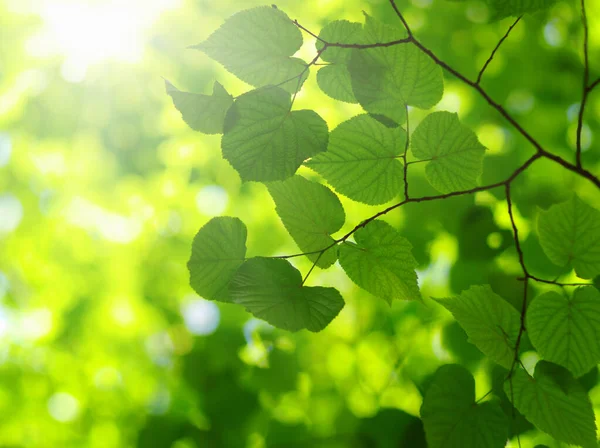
(389, 0, 413, 37)
(402, 104, 410, 200)
(476, 16, 522, 85)
(576, 0, 590, 168)
(292, 10, 600, 190)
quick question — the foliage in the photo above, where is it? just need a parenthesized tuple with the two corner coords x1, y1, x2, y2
(2, 0, 600, 446)
(170, 1, 600, 446)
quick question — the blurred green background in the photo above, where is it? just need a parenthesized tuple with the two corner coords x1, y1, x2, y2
(0, 0, 599, 446)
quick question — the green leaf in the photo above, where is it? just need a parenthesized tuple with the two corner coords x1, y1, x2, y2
(188, 217, 247, 303)
(267, 175, 344, 269)
(338, 220, 420, 304)
(411, 111, 486, 194)
(421, 364, 508, 448)
(527, 287, 600, 377)
(314, 20, 362, 103)
(433, 285, 520, 369)
(305, 114, 405, 205)
(347, 14, 443, 124)
(229, 257, 344, 332)
(165, 80, 233, 134)
(316, 20, 363, 63)
(537, 195, 600, 279)
(222, 86, 328, 182)
(505, 361, 597, 448)
(316, 65, 357, 103)
(485, 0, 558, 20)
(193, 6, 307, 93)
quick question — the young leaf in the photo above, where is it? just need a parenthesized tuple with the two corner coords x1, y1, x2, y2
(222, 86, 328, 182)
(411, 111, 486, 194)
(188, 217, 247, 303)
(267, 175, 345, 269)
(192, 6, 308, 93)
(505, 362, 597, 448)
(527, 287, 600, 377)
(338, 220, 420, 304)
(314, 20, 362, 103)
(165, 80, 233, 134)
(229, 257, 344, 332)
(537, 195, 600, 279)
(347, 14, 443, 124)
(316, 65, 357, 103)
(433, 285, 520, 369)
(421, 364, 508, 448)
(305, 114, 405, 205)
(316, 20, 363, 63)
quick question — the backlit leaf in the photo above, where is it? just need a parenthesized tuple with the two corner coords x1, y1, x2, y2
(165, 80, 233, 134)
(505, 362, 597, 448)
(348, 14, 443, 124)
(527, 287, 600, 377)
(338, 220, 420, 304)
(537, 195, 600, 279)
(229, 257, 344, 332)
(434, 285, 520, 369)
(267, 175, 345, 269)
(222, 86, 328, 182)
(193, 6, 308, 93)
(306, 114, 405, 205)
(411, 111, 486, 194)
(188, 217, 247, 303)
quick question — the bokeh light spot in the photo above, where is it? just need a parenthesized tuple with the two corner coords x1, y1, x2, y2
(0, 194, 23, 235)
(181, 297, 220, 336)
(48, 392, 80, 422)
(195, 185, 229, 217)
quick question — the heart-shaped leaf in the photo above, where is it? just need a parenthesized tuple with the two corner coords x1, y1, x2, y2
(229, 257, 344, 332)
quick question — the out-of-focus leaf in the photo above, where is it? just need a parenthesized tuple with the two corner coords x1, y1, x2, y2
(421, 364, 508, 448)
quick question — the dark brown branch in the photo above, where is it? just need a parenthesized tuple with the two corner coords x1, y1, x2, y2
(506, 183, 528, 276)
(521, 276, 591, 287)
(302, 251, 324, 284)
(402, 104, 410, 200)
(389, 0, 413, 37)
(476, 16, 522, 85)
(292, 20, 411, 48)
(293, 13, 600, 190)
(576, 0, 590, 168)
(589, 77, 600, 92)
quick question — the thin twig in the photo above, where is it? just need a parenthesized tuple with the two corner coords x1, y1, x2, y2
(524, 275, 591, 287)
(389, 0, 413, 37)
(476, 16, 522, 85)
(576, 0, 590, 168)
(302, 251, 324, 285)
(402, 104, 410, 200)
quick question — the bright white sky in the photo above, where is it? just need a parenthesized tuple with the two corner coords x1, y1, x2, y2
(20, 0, 182, 81)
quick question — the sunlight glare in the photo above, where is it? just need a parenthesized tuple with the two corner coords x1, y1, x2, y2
(27, 0, 182, 82)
